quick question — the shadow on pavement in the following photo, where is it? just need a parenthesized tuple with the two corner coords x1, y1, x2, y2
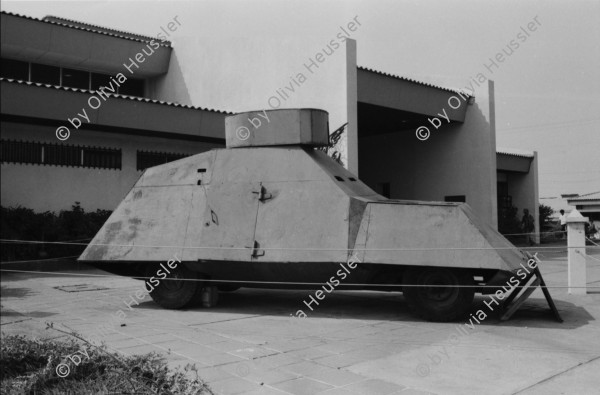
(470, 296, 594, 329)
(0, 285, 36, 298)
(134, 288, 592, 329)
(136, 288, 409, 321)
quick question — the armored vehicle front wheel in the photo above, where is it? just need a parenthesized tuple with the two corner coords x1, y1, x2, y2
(403, 267, 474, 322)
(146, 265, 199, 309)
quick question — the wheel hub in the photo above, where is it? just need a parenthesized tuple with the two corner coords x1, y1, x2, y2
(420, 272, 459, 302)
(162, 273, 184, 291)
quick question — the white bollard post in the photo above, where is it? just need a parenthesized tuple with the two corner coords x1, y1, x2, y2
(567, 209, 588, 295)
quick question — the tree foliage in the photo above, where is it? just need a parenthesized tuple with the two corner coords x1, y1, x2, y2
(539, 203, 554, 226)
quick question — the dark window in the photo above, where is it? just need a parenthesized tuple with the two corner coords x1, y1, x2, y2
(445, 195, 466, 203)
(0, 140, 43, 164)
(62, 68, 89, 89)
(377, 182, 391, 198)
(30, 63, 60, 85)
(119, 78, 144, 97)
(497, 180, 512, 209)
(44, 143, 81, 167)
(0, 140, 121, 170)
(137, 150, 189, 171)
(91, 73, 112, 91)
(3, 60, 148, 97)
(497, 181, 508, 197)
(82, 147, 121, 169)
(1, 59, 29, 81)
(498, 195, 513, 209)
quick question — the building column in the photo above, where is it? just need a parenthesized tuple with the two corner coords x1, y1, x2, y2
(532, 151, 540, 244)
(345, 39, 358, 175)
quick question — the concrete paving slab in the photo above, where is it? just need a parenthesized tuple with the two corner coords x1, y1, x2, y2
(243, 352, 304, 370)
(318, 388, 358, 395)
(229, 346, 280, 360)
(282, 361, 332, 376)
(1, 254, 599, 395)
(119, 343, 182, 356)
(342, 378, 405, 394)
(348, 332, 585, 395)
(210, 376, 264, 394)
(515, 356, 600, 395)
(314, 343, 406, 369)
(224, 363, 301, 385)
(169, 330, 237, 346)
(313, 340, 372, 354)
(305, 368, 368, 386)
(196, 366, 237, 382)
(240, 387, 290, 395)
(271, 377, 334, 395)
(179, 348, 244, 366)
(284, 346, 337, 360)
(209, 339, 261, 352)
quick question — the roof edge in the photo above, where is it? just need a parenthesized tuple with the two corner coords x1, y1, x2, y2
(0, 78, 232, 114)
(496, 147, 535, 158)
(566, 191, 600, 202)
(357, 66, 473, 97)
(1, 11, 171, 48)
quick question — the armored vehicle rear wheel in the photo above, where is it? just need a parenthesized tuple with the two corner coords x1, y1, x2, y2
(146, 265, 199, 309)
(403, 267, 474, 322)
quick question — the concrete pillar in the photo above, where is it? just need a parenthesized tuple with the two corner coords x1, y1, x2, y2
(532, 152, 540, 244)
(345, 39, 358, 175)
(567, 209, 588, 295)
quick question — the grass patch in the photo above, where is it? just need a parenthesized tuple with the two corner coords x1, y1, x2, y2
(0, 333, 213, 394)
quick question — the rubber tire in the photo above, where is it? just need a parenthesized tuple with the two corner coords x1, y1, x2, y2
(146, 264, 199, 309)
(403, 267, 474, 322)
(217, 284, 241, 292)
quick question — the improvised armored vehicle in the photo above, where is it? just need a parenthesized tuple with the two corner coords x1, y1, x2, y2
(80, 109, 557, 322)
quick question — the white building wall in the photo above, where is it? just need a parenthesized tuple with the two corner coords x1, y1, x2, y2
(153, 37, 353, 138)
(1, 122, 220, 212)
(358, 81, 498, 227)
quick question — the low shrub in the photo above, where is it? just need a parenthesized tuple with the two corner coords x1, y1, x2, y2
(0, 202, 111, 261)
(0, 333, 212, 395)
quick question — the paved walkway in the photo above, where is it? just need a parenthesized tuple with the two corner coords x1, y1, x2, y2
(1, 250, 599, 395)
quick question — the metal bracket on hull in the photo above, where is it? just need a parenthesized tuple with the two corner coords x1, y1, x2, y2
(251, 240, 265, 258)
(253, 185, 273, 202)
(500, 266, 563, 322)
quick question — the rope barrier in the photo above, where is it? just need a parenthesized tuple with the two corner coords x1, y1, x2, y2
(0, 255, 79, 265)
(1, 268, 598, 288)
(586, 237, 600, 247)
(1, 237, 92, 244)
(501, 230, 565, 236)
(586, 254, 600, 263)
(1, 238, 598, 251)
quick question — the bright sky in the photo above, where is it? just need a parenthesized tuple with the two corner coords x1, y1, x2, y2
(2, 0, 599, 198)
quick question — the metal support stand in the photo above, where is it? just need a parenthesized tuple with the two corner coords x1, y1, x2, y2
(500, 266, 563, 322)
